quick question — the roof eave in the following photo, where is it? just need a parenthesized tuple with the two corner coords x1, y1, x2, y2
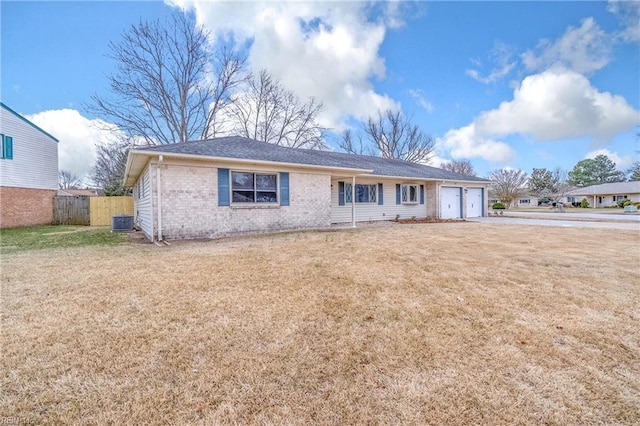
(123, 149, 373, 186)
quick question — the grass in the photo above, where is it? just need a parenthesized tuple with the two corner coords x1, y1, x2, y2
(1, 223, 639, 424)
(0, 225, 127, 254)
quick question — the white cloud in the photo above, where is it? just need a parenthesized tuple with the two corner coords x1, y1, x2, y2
(437, 123, 516, 163)
(475, 68, 639, 143)
(167, 0, 399, 130)
(608, 0, 640, 42)
(522, 18, 611, 74)
(466, 41, 516, 84)
(26, 109, 120, 184)
(585, 148, 634, 167)
(408, 89, 433, 113)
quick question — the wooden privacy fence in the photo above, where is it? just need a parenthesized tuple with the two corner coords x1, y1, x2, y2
(89, 196, 134, 226)
(53, 196, 90, 225)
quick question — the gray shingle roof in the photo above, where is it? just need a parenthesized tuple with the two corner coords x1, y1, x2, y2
(567, 181, 640, 195)
(137, 136, 488, 182)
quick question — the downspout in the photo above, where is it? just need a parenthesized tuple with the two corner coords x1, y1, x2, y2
(351, 175, 356, 228)
(156, 155, 163, 241)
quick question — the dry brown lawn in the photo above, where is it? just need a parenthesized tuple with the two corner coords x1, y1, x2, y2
(2, 223, 639, 425)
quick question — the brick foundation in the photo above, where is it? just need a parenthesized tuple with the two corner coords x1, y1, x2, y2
(0, 186, 55, 228)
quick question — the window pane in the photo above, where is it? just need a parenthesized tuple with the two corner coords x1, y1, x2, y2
(368, 185, 377, 203)
(232, 191, 255, 203)
(402, 185, 408, 202)
(256, 191, 277, 203)
(355, 184, 368, 203)
(410, 185, 417, 202)
(256, 174, 277, 190)
(345, 184, 353, 203)
(232, 172, 254, 190)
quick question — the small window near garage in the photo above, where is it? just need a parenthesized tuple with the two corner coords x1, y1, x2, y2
(345, 183, 377, 203)
(231, 171, 278, 203)
(401, 184, 419, 204)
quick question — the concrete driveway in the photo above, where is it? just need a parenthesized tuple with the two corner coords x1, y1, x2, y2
(471, 215, 640, 231)
(501, 210, 640, 222)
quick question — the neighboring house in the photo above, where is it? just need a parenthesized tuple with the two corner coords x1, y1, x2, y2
(123, 137, 489, 241)
(57, 188, 99, 197)
(487, 194, 538, 208)
(0, 102, 59, 228)
(567, 181, 640, 208)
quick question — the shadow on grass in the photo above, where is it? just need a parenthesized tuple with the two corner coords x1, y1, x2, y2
(0, 225, 128, 254)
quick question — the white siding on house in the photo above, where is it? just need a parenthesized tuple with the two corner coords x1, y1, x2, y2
(330, 177, 431, 223)
(0, 105, 58, 190)
(133, 164, 154, 240)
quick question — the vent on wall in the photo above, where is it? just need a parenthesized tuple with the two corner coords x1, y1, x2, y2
(112, 215, 134, 232)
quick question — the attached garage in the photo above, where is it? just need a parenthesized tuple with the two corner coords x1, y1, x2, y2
(466, 188, 484, 218)
(441, 187, 462, 219)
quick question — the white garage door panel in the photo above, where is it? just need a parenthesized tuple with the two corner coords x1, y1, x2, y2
(466, 188, 483, 218)
(441, 187, 461, 219)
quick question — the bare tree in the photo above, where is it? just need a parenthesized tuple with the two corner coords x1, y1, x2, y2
(488, 169, 528, 208)
(441, 159, 476, 176)
(337, 129, 376, 156)
(89, 12, 247, 146)
(58, 170, 82, 189)
(90, 140, 131, 196)
(341, 110, 433, 163)
(226, 70, 327, 149)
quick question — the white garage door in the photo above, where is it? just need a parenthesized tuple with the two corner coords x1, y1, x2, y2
(466, 188, 484, 218)
(441, 187, 461, 219)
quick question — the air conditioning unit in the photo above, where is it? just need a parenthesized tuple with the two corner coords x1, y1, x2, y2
(112, 215, 134, 232)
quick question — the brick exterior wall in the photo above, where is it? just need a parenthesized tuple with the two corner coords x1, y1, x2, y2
(156, 163, 332, 240)
(0, 186, 55, 228)
(425, 183, 437, 217)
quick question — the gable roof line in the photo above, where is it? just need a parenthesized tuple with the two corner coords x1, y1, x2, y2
(0, 102, 59, 142)
(124, 136, 489, 186)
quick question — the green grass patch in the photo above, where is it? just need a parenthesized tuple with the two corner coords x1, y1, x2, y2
(0, 225, 127, 254)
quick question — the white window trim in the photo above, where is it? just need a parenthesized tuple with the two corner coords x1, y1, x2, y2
(230, 170, 279, 205)
(345, 183, 377, 204)
(401, 183, 419, 204)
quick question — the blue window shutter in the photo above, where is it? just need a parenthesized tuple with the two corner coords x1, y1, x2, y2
(280, 172, 289, 206)
(378, 183, 383, 205)
(218, 168, 230, 206)
(396, 184, 401, 205)
(4, 136, 13, 159)
(338, 182, 345, 206)
(420, 185, 425, 204)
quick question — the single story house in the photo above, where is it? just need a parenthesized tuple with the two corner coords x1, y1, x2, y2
(567, 181, 640, 208)
(123, 137, 489, 241)
(0, 102, 59, 228)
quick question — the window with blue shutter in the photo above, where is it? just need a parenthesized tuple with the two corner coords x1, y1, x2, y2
(279, 172, 289, 206)
(396, 184, 401, 205)
(378, 183, 383, 205)
(338, 182, 345, 206)
(217, 168, 230, 206)
(420, 185, 425, 204)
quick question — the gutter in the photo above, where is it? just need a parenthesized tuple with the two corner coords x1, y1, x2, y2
(156, 155, 163, 242)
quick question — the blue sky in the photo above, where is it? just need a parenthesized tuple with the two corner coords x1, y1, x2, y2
(2, 1, 638, 182)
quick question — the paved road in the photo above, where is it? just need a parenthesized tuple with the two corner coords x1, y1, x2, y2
(502, 210, 640, 222)
(471, 216, 640, 231)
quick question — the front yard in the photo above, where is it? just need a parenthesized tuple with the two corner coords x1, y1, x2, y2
(1, 223, 638, 424)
